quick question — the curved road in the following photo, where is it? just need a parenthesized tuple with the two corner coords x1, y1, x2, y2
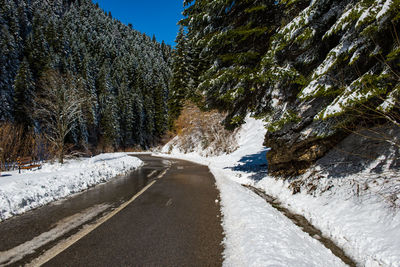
(0, 154, 224, 266)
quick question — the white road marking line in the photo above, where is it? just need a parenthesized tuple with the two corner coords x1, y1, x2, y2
(165, 198, 173, 207)
(147, 170, 157, 178)
(29, 167, 170, 267)
(0, 204, 110, 266)
(157, 168, 168, 179)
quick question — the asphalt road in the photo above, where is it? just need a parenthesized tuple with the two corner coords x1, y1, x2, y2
(0, 154, 223, 266)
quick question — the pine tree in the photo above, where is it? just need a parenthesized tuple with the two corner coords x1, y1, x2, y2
(131, 91, 144, 145)
(13, 58, 34, 128)
(0, 0, 20, 121)
(117, 80, 134, 148)
(153, 82, 167, 137)
(0, 0, 172, 152)
(168, 26, 189, 129)
(97, 63, 118, 150)
(181, 0, 282, 128)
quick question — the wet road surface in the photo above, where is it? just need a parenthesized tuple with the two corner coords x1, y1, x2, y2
(0, 154, 223, 266)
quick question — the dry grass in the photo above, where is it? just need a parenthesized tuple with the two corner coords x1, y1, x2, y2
(0, 123, 51, 170)
(165, 102, 239, 157)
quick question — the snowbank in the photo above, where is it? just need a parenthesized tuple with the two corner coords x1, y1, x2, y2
(159, 116, 400, 266)
(212, 167, 345, 267)
(0, 153, 142, 221)
(159, 117, 344, 266)
(257, 173, 400, 266)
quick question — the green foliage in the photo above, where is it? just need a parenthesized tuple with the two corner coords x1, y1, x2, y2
(294, 27, 315, 44)
(180, 0, 282, 127)
(179, 0, 400, 135)
(168, 26, 190, 130)
(387, 46, 400, 62)
(245, 5, 267, 13)
(13, 58, 34, 128)
(267, 110, 301, 133)
(230, 115, 245, 128)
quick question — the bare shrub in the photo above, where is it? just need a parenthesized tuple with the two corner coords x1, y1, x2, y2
(0, 123, 49, 170)
(166, 102, 239, 156)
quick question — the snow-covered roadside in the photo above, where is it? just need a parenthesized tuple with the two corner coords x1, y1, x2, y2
(158, 118, 345, 266)
(0, 153, 142, 222)
(257, 173, 400, 266)
(158, 117, 400, 266)
(211, 167, 345, 266)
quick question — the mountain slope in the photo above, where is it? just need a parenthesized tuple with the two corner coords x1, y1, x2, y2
(0, 0, 171, 152)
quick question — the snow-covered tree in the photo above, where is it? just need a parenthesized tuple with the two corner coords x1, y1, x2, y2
(168, 26, 190, 129)
(35, 70, 85, 163)
(0, 0, 172, 154)
(13, 58, 34, 128)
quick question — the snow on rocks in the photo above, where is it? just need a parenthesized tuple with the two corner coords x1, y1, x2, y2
(0, 153, 143, 222)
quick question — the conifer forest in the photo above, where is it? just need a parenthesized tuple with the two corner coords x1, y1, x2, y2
(0, 0, 171, 161)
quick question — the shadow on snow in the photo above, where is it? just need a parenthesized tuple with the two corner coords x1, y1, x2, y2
(225, 148, 270, 181)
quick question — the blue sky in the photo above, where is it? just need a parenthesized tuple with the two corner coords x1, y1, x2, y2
(94, 0, 184, 46)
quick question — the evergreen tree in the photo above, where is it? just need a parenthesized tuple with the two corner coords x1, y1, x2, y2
(181, 0, 282, 127)
(13, 58, 34, 128)
(131, 92, 144, 145)
(168, 26, 189, 129)
(97, 63, 117, 149)
(117, 81, 134, 148)
(0, 0, 20, 121)
(153, 82, 167, 137)
(0, 0, 172, 153)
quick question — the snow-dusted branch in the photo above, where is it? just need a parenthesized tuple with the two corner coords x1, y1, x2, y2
(34, 70, 86, 163)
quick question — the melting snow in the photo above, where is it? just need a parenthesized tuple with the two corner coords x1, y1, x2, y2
(0, 153, 142, 222)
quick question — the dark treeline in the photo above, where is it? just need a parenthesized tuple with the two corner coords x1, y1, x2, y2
(171, 0, 400, 128)
(0, 0, 172, 156)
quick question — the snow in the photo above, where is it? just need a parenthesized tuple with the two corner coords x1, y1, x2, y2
(159, 117, 345, 266)
(318, 71, 375, 119)
(378, 95, 396, 112)
(257, 174, 400, 266)
(279, 1, 316, 42)
(377, 0, 393, 19)
(300, 78, 332, 99)
(212, 168, 345, 267)
(159, 116, 400, 266)
(356, 5, 377, 29)
(0, 153, 142, 222)
(0, 204, 110, 265)
(299, 38, 359, 99)
(324, 8, 353, 38)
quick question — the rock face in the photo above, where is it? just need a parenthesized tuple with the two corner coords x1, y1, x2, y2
(264, 106, 349, 176)
(285, 123, 400, 195)
(261, 0, 400, 177)
(315, 124, 400, 178)
(265, 129, 346, 177)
